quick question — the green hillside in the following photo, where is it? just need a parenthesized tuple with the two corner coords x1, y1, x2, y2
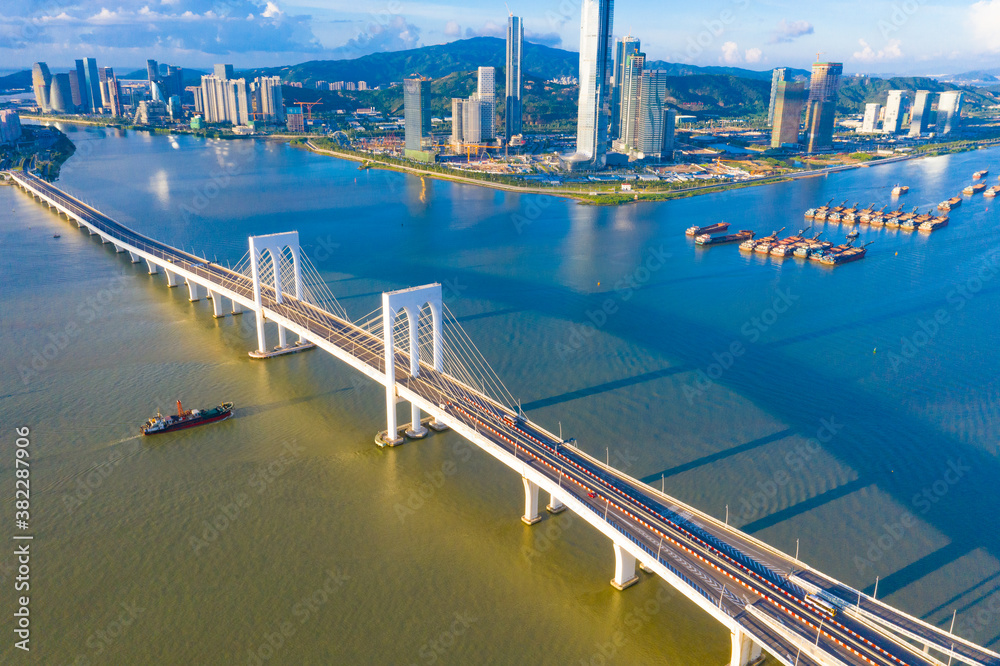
(837, 77, 998, 113)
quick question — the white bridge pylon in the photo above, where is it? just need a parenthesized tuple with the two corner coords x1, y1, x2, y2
(249, 231, 304, 353)
(381, 284, 444, 446)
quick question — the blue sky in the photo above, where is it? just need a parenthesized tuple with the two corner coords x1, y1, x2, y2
(2, 0, 998, 75)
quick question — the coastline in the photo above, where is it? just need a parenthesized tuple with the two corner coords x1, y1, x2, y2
(22, 115, 1000, 206)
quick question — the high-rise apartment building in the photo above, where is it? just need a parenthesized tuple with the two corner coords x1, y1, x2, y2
(909, 90, 933, 137)
(32, 63, 52, 111)
(452, 97, 483, 147)
(563, 0, 615, 170)
(861, 103, 881, 133)
(252, 76, 285, 124)
(618, 50, 645, 150)
(48, 74, 73, 113)
(767, 68, 787, 126)
(404, 77, 434, 161)
(0, 110, 22, 145)
(83, 58, 102, 113)
(506, 14, 524, 137)
(936, 91, 963, 135)
(882, 90, 907, 134)
(770, 81, 806, 148)
(805, 62, 842, 152)
(476, 66, 497, 140)
(610, 34, 640, 141)
(636, 70, 668, 157)
(214, 64, 235, 81)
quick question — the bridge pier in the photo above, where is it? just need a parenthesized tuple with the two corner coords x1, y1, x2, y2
(113, 244, 125, 254)
(546, 492, 566, 514)
(278, 324, 288, 349)
(146, 259, 158, 275)
(128, 252, 141, 264)
(187, 280, 203, 302)
(231, 299, 244, 315)
(209, 291, 226, 317)
(164, 270, 178, 287)
(729, 628, 762, 666)
(611, 543, 639, 590)
(100, 235, 111, 244)
(521, 477, 541, 525)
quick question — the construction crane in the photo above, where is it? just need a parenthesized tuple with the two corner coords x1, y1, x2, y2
(296, 101, 322, 120)
(815, 51, 825, 63)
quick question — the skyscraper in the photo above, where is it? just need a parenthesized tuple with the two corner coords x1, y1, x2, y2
(166, 66, 184, 99)
(83, 58, 102, 113)
(403, 77, 434, 161)
(882, 90, 907, 134)
(909, 90, 933, 137)
(936, 91, 963, 135)
(68, 70, 82, 109)
(32, 63, 52, 111)
(861, 103, 881, 133)
(662, 109, 677, 158)
(506, 14, 524, 137)
(476, 66, 496, 141)
(767, 68, 787, 126)
(611, 34, 640, 141)
(770, 81, 806, 148)
(146, 60, 159, 83)
(98, 67, 115, 108)
(804, 62, 842, 152)
(253, 76, 285, 123)
(563, 0, 615, 170)
(214, 64, 235, 81)
(75, 60, 90, 112)
(636, 70, 668, 157)
(48, 74, 73, 113)
(618, 50, 645, 150)
(105, 73, 123, 117)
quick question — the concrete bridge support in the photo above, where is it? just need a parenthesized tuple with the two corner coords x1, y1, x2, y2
(729, 628, 762, 666)
(113, 244, 125, 254)
(522, 477, 541, 525)
(231, 300, 244, 315)
(380, 284, 443, 446)
(164, 270, 178, 287)
(146, 259, 158, 275)
(209, 291, 226, 318)
(611, 543, 639, 591)
(128, 252, 141, 264)
(100, 235, 111, 244)
(547, 493, 566, 514)
(187, 280, 203, 302)
(249, 231, 304, 355)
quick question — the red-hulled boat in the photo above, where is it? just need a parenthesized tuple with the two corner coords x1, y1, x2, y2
(141, 400, 234, 435)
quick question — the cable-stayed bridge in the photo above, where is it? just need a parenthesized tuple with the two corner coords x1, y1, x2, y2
(7, 170, 999, 666)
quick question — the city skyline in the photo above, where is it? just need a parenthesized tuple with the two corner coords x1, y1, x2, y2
(5, 1, 1000, 75)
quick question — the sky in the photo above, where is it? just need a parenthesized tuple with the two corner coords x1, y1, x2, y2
(2, 0, 999, 76)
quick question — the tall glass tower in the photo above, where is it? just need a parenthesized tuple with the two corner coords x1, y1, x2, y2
(506, 15, 523, 137)
(563, 0, 614, 170)
(611, 35, 640, 140)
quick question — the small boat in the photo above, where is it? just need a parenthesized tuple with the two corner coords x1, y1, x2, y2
(695, 230, 754, 246)
(891, 185, 909, 196)
(919, 217, 949, 232)
(794, 240, 832, 259)
(846, 227, 860, 240)
(985, 187, 998, 198)
(964, 183, 987, 195)
(141, 400, 234, 435)
(938, 197, 962, 211)
(819, 242, 871, 266)
(686, 221, 731, 237)
(53, 233, 60, 238)
(740, 227, 783, 252)
(974, 170, 989, 180)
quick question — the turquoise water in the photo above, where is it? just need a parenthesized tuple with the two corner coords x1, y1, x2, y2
(2, 124, 1000, 663)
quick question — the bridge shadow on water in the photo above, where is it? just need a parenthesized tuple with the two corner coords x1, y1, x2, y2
(521, 365, 690, 412)
(640, 428, 795, 482)
(340, 256, 1000, 623)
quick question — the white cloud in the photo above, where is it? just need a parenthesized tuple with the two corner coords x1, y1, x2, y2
(262, 2, 283, 19)
(970, 0, 1000, 51)
(721, 41, 741, 64)
(770, 19, 814, 44)
(444, 20, 460, 37)
(745, 47, 762, 64)
(853, 38, 903, 62)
